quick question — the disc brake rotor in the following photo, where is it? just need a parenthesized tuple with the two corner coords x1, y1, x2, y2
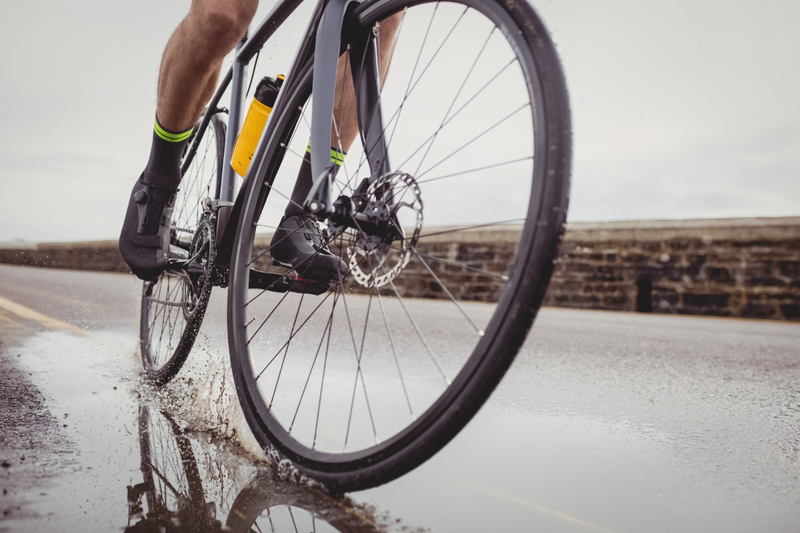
(349, 172, 423, 288)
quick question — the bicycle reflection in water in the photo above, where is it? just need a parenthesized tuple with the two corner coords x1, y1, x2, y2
(126, 406, 410, 532)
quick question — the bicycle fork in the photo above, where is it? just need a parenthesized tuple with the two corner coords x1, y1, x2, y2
(305, 0, 392, 229)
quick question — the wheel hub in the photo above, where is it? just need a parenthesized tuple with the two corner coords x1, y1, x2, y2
(348, 172, 423, 288)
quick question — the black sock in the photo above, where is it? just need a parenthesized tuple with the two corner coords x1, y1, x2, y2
(143, 116, 193, 190)
(285, 143, 346, 217)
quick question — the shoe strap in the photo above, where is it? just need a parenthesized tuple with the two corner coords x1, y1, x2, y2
(129, 234, 163, 248)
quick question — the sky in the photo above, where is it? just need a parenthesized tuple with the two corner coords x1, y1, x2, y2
(0, 0, 798, 243)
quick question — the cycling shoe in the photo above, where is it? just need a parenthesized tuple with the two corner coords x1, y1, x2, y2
(119, 175, 177, 281)
(270, 215, 346, 283)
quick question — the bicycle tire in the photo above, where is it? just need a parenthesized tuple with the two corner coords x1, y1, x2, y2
(228, 0, 570, 491)
(225, 472, 375, 532)
(140, 113, 226, 385)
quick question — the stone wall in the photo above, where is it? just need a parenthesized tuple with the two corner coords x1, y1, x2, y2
(0, 240, 127, 273)
(547, 217, 800, 321)
(1, 217, 798, 321)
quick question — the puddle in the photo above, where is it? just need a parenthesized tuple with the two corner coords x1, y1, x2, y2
(1, 329, 424, 532)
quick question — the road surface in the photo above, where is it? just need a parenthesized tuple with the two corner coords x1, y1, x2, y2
(0, 264, 798, 532)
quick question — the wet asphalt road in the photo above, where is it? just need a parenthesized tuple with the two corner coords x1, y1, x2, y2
(0, 264, 799, 532)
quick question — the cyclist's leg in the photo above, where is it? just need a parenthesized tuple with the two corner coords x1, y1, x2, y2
(120, 0, 258, 281)
(156, 0, 259, 132)
(330, 13, 403, 153)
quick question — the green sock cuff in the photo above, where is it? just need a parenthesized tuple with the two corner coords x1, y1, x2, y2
(154, 117, 193, 143)
(305, 140, 347, 166)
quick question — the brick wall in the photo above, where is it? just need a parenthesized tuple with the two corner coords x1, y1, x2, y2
(2, 217, 798, 321)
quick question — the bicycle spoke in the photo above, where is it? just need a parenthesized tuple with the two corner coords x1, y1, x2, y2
(247, 290, 292, 344)
(417, 155, 533, 184)
(390, 56, 520, 174)
(376, 292, 415, 421)
(153, 278, 174, 362)
(249, 245, 369, 371)
(359, 5, 475, 178)
(418, 102, 529, 179)
(413, 25, 496, 177)
(334, 232, 378, 449)
(254, 290, 334, 379)
(289, 292, 339, 433)
(419, 218, 525, 238)
(382, 265, 449, 386)
(313, 290, 338, 449)
(289, 506, 300, 533)
(406, 249, 510, 281)
(391, 2, 438, 142)
(344, 292, 378, 449)
(410, 245, 484, 335)
(269, 292, 306, 410)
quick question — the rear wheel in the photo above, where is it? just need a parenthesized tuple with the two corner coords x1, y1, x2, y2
(228, 0, 570, 491)
(140, 113, 225, 385)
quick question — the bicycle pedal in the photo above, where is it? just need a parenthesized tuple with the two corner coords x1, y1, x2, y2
(249, 268, 331, 295)
(287, 278, 332, 296)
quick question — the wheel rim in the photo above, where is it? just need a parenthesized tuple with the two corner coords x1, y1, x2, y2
(232, 0, 561, 473)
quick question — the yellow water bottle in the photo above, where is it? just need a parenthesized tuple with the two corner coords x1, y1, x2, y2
(231, 74, 285, 176)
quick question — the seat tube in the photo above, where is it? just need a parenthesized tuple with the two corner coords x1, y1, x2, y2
(218, 35, 249, 241)
(222, 35, 248, 203)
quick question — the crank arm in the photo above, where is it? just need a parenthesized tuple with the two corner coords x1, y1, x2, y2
(167, 242, 209, 273)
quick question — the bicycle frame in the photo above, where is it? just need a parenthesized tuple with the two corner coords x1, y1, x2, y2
(180, 0, 388, 279)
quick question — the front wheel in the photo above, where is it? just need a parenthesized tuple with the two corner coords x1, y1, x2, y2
(228, 0, 571, 491)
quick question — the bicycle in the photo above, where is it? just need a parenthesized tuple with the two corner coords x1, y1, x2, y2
(138, 0, 571, 492)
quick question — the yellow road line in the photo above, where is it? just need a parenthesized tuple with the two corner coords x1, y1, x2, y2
(0, 295, 84, 335)
(0, 312, 31, 330)
(464, 479, 620, 533)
